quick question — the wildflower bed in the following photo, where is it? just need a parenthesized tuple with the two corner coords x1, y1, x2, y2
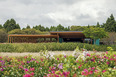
(0, 48, 116, 77)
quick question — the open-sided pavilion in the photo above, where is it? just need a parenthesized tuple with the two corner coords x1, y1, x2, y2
(8, 31, 86, 43)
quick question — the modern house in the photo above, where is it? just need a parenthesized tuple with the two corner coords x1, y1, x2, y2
(8, 31, 99, 45)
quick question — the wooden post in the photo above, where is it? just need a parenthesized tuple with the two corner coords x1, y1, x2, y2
(10, 37, 11, 43)
(8, 35, 9, 43)
(12, 37, 13, 43)
(91, 39, 92, 44)
(57, 33, 59, 42)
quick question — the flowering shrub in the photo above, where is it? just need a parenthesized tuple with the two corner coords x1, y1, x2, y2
(0, 48, 116, 77)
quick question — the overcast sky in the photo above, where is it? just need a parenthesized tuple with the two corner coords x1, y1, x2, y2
(0, 0, 116, 28)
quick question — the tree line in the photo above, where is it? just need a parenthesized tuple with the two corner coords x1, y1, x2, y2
(0, 14, 116, 44)
(0, 14, 116, 33)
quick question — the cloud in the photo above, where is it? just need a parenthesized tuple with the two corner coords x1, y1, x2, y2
(0, 0, 116, 28)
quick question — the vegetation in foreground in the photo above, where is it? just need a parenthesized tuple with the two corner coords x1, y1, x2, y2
(0, 47, 116, 77)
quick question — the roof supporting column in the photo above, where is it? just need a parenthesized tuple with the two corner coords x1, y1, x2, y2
(57, 33, 59, 42)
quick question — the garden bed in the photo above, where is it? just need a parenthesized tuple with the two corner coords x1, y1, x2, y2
(0, 50, 116, 77)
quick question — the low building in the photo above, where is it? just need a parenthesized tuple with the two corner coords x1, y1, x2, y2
(8, 31, 99, 45)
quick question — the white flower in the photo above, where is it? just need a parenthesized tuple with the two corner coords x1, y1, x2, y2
(76, 54, 85, 61)
(62, 52, 66, 56)
(83, 51, 88, 57)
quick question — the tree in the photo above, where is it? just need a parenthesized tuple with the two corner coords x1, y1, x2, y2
(56, 24, 64, 31)
(0, 29, 8, 43)
(33, 25, 45, 31)
(83, 27, 108, 44)
(64, 27, 70, 31)
(102, 14, 116, 32)
(26, 25, 31, 29)
(3, 18, 20, 32)
(0, 24, 3, 29)
(96, 22, 100, 27)
(50, 26, 57, 31)
(100, 32, 116, 45)
(45, 27, 50, 31)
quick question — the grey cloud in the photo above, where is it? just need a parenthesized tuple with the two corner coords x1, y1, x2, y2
(78, 14, 91, 19)
(0, 0, 116, 28)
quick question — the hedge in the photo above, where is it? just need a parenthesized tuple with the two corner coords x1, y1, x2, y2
(0, 43, 116, 52)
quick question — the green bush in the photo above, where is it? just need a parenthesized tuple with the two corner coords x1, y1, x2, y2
(0, 29, 8, 43)
(0, 43, 116, 52)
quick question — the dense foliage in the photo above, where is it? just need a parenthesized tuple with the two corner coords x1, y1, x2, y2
(0, 43, 116, 52)
(83, 27, 108, 44)
(0, 29, 8, 43)
(3, 18, 20, 32)
(102, 14, 116, 32)
(0, 48, 116, 77)
(100, 32, 116, 45)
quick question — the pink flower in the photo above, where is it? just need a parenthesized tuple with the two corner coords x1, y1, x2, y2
(78, 65, 82, 69)
(23, 74, 31, 77)
(92, 67, 95, 70)
(0, 57, 2, 59)
(31, 72, 34, 76)
(58, 63, 63, 69)
(106, 51, 108, 54)
(89, 71, 93, 74)
(63, 71, 70, 76)
(30, 67, 34, 71)
(91, 59, 94, 62)
(24, 56, 27, 59)
(64, 55, 66, 58)
(110, 58, 114, 61)
(84, 69, 88, 73)
(95, 70, 99, 73)
(102, 70, 106, 73)
(24, 68, 28, 72)
(104, 56, 106, 58)
(1, 68, 3, 71)
(53, 66, 56, 70)
(87, 53, 91, 56)
(49, 67, 51, 69)
(106, 57, 109, 59)
(81, 71, 85, 75)
(57, 58, 59, 60)
(36, 61, 39, 63)
(106, 62, 110, 65)
(52, 71, 55, 73)
(114, 55, 116, 57)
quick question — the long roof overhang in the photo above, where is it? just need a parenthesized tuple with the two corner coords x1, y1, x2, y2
(8, 34, 58, 38)
(50, 31, 85, 38)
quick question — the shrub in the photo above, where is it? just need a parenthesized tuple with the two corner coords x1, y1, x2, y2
(0, 29, 8, 43)
(8, 29, 25, 34)
(0, 43, 116, 52)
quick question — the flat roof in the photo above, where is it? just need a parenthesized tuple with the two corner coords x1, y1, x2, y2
(50, 31, 83, 32)
(50, 31, 83, 34)
(8, 34, 57, 38)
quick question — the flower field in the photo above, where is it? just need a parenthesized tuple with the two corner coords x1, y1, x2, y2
(0, 47, 116, 77)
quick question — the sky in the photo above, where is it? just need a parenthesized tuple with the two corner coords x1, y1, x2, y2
(0, 0, 116, 28)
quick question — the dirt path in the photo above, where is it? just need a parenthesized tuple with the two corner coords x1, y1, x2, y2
(0, 51, 104, 57)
